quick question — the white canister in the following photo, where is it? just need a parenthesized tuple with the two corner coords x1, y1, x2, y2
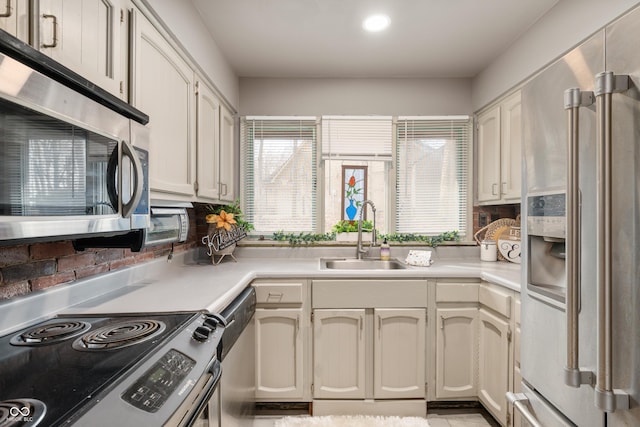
(480, 240, 497, 261)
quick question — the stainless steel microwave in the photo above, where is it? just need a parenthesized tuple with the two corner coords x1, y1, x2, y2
(0, 51, 150, 242)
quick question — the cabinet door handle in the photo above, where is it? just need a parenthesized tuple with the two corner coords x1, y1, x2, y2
(491, 183, 498, 196)
(296, 315, 300, 335)
(221, 183, 228, 196)
(377, 315, 382, 337)
(359, 315, 364, 339)
(0, 1, 12, 18)
(501, 181, 507, 195)
(42, 14, 58, 48)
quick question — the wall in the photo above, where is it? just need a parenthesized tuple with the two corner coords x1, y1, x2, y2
(239, 77, 472, 116)
(140, 0, 240, 110)
(0, 210, 199, 301)
(472, 0, 640, 110)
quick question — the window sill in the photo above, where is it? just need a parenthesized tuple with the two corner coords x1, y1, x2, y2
(237, 238, 476, 248)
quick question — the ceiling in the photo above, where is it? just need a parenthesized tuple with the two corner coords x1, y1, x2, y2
(190, 0, 560, 79)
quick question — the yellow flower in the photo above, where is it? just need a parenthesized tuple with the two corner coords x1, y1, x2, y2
(206, 210, 237, 231)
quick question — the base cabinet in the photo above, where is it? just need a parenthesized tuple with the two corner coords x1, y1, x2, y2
(313, 309, 366, 399)
(255, 308, 304, 400)
(478, 308, 510, 424)
(253, 280, 310, 402)
(435, 307, 478, 399)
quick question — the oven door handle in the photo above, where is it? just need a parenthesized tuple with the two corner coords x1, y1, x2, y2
(180, 358, 222, 427)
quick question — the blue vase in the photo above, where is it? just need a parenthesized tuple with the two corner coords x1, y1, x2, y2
(346, 199, 357, 220)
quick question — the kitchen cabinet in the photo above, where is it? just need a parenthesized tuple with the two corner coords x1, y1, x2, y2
(477, 282, 514, 426)
(131, 6, 196, 199)
(253, 280, 310, 401)
(219, 104, 236, 202)
(477, 90, 522, 204)
(313, 308, 366, 399)
(512, 295, 522, 427)
(312, 279, 427, 415)
(433, 281, 479, 400)
(0, 0, 28, 42)
(38, 0, 123, 97)
(195, 78, 236, 202)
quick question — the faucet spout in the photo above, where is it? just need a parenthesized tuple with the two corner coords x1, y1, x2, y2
(356, 200, 377, 260)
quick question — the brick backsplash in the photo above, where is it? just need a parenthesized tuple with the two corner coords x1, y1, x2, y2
(472, 203, 521, 239)
(0, 208, 201, 301)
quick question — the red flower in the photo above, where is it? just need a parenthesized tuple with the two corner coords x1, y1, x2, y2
(348, 176, 356, 187)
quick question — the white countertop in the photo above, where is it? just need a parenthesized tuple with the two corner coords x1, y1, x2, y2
(0, 250, 521, 335)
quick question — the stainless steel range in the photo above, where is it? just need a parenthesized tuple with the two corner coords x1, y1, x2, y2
(0, 311, 225, 426)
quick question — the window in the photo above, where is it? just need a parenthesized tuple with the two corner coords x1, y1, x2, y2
(395, 116, 471, 237)
(241, 115, 471, 238)
(241, 117, 318, 233)
(322, 116, 392, 233)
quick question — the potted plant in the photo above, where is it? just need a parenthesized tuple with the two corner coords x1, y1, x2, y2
(332, 219, 373, 242)
(203, 200, 253, 264)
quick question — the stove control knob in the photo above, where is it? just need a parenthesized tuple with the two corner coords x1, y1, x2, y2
(193, 326, 211, 342)
(203, 316, 221, 330)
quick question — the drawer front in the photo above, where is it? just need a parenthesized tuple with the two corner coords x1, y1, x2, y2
(254, 282, 304, 304)
(479, 283, 512, 318)
(312, 279, 427, 308)
(436, 282, 479, 303)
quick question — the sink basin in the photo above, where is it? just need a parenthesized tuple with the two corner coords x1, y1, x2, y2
(321, 258, 407, 270)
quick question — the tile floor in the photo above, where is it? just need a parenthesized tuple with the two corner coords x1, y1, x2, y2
(254, 409, 498, 427)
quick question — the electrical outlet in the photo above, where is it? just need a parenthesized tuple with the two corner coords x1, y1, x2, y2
(479, 212, 488, 227)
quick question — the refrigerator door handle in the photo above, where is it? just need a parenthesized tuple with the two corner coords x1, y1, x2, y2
(593, 71, 631, 412)
(506, 392, 544, 427)
(563, 88, 595, 388)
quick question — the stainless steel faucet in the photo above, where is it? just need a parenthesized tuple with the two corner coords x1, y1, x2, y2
(356, 200, 377, 259)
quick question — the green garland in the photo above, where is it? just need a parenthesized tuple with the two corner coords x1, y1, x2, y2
(271, 230, 459, 247)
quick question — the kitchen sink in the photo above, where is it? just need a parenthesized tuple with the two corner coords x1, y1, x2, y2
(321, 258, 407, 270)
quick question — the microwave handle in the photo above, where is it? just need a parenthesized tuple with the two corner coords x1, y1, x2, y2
(106, 147, 120, 212)
(121, 140, 144, 218)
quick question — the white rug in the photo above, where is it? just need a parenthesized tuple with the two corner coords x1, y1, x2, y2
(274, 415, 430, 427)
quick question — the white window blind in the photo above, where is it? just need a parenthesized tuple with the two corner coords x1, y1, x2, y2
(322, 116, 392, 160)
(395, 116, 470, 236)
(241, 117, 317, 233)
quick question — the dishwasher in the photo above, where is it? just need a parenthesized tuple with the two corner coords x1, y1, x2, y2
(217, 286, 257, 427)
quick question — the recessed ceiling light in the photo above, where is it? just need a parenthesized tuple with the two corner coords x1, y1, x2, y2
(363, 14, 390, 32)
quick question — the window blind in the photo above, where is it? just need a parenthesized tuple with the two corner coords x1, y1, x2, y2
(241, 117, 318, 233)
(321, 116, 392, 160)
(395, 116, 471, 236)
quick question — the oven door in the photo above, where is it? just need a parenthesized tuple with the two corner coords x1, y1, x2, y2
(168, 358, 222, 427)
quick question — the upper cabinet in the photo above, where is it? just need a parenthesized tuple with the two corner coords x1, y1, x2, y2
(130, 7, 196, 200)
(476, 91, 522, 204)
(196, 79, 236, 202)
(38, 0, 124, 97)
(0, 1, 29, 42)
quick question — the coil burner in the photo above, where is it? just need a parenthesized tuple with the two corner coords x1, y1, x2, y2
(73, 319, 166, 351)
(10, 321, 91, 346)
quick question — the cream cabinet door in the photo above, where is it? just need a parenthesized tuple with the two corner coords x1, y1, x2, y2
(500, 91, 522, 201)
(313, 309, 366, 399)
(255, 308, 304, 400)
(219, 104, 235, 202)
(478, 308, 510, 426)
(477, 105, 501, 203)
(0, 0, 28, 42)
(39, 0, 122, 96)
(374, 308, 426, 399)
(195, 79, 221, 201)
(131, 8, 196, 198)
(435, 307, 478, 399)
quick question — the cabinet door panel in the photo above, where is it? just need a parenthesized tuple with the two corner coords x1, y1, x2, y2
(255, 308, 303, 399)
(196, 80, 221, 200)
(477, 106, 501, 203)
(0, 0, 28, 42)
(435, 307, 478, 399)
(374, 308, 426, 399)
(39, 0, 121, 95)
(478, 308, 510, 425)
(313, 309, 365, 399)
(500, 91, 522, 201)
(132, 9, 195, 197)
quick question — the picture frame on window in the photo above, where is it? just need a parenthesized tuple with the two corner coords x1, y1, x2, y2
(341, 165, 368, 221)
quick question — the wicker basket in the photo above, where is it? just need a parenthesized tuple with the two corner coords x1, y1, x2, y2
(474, 216, 520, 261)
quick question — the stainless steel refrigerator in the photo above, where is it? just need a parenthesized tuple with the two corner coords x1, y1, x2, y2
(511, 4, 640, 426)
